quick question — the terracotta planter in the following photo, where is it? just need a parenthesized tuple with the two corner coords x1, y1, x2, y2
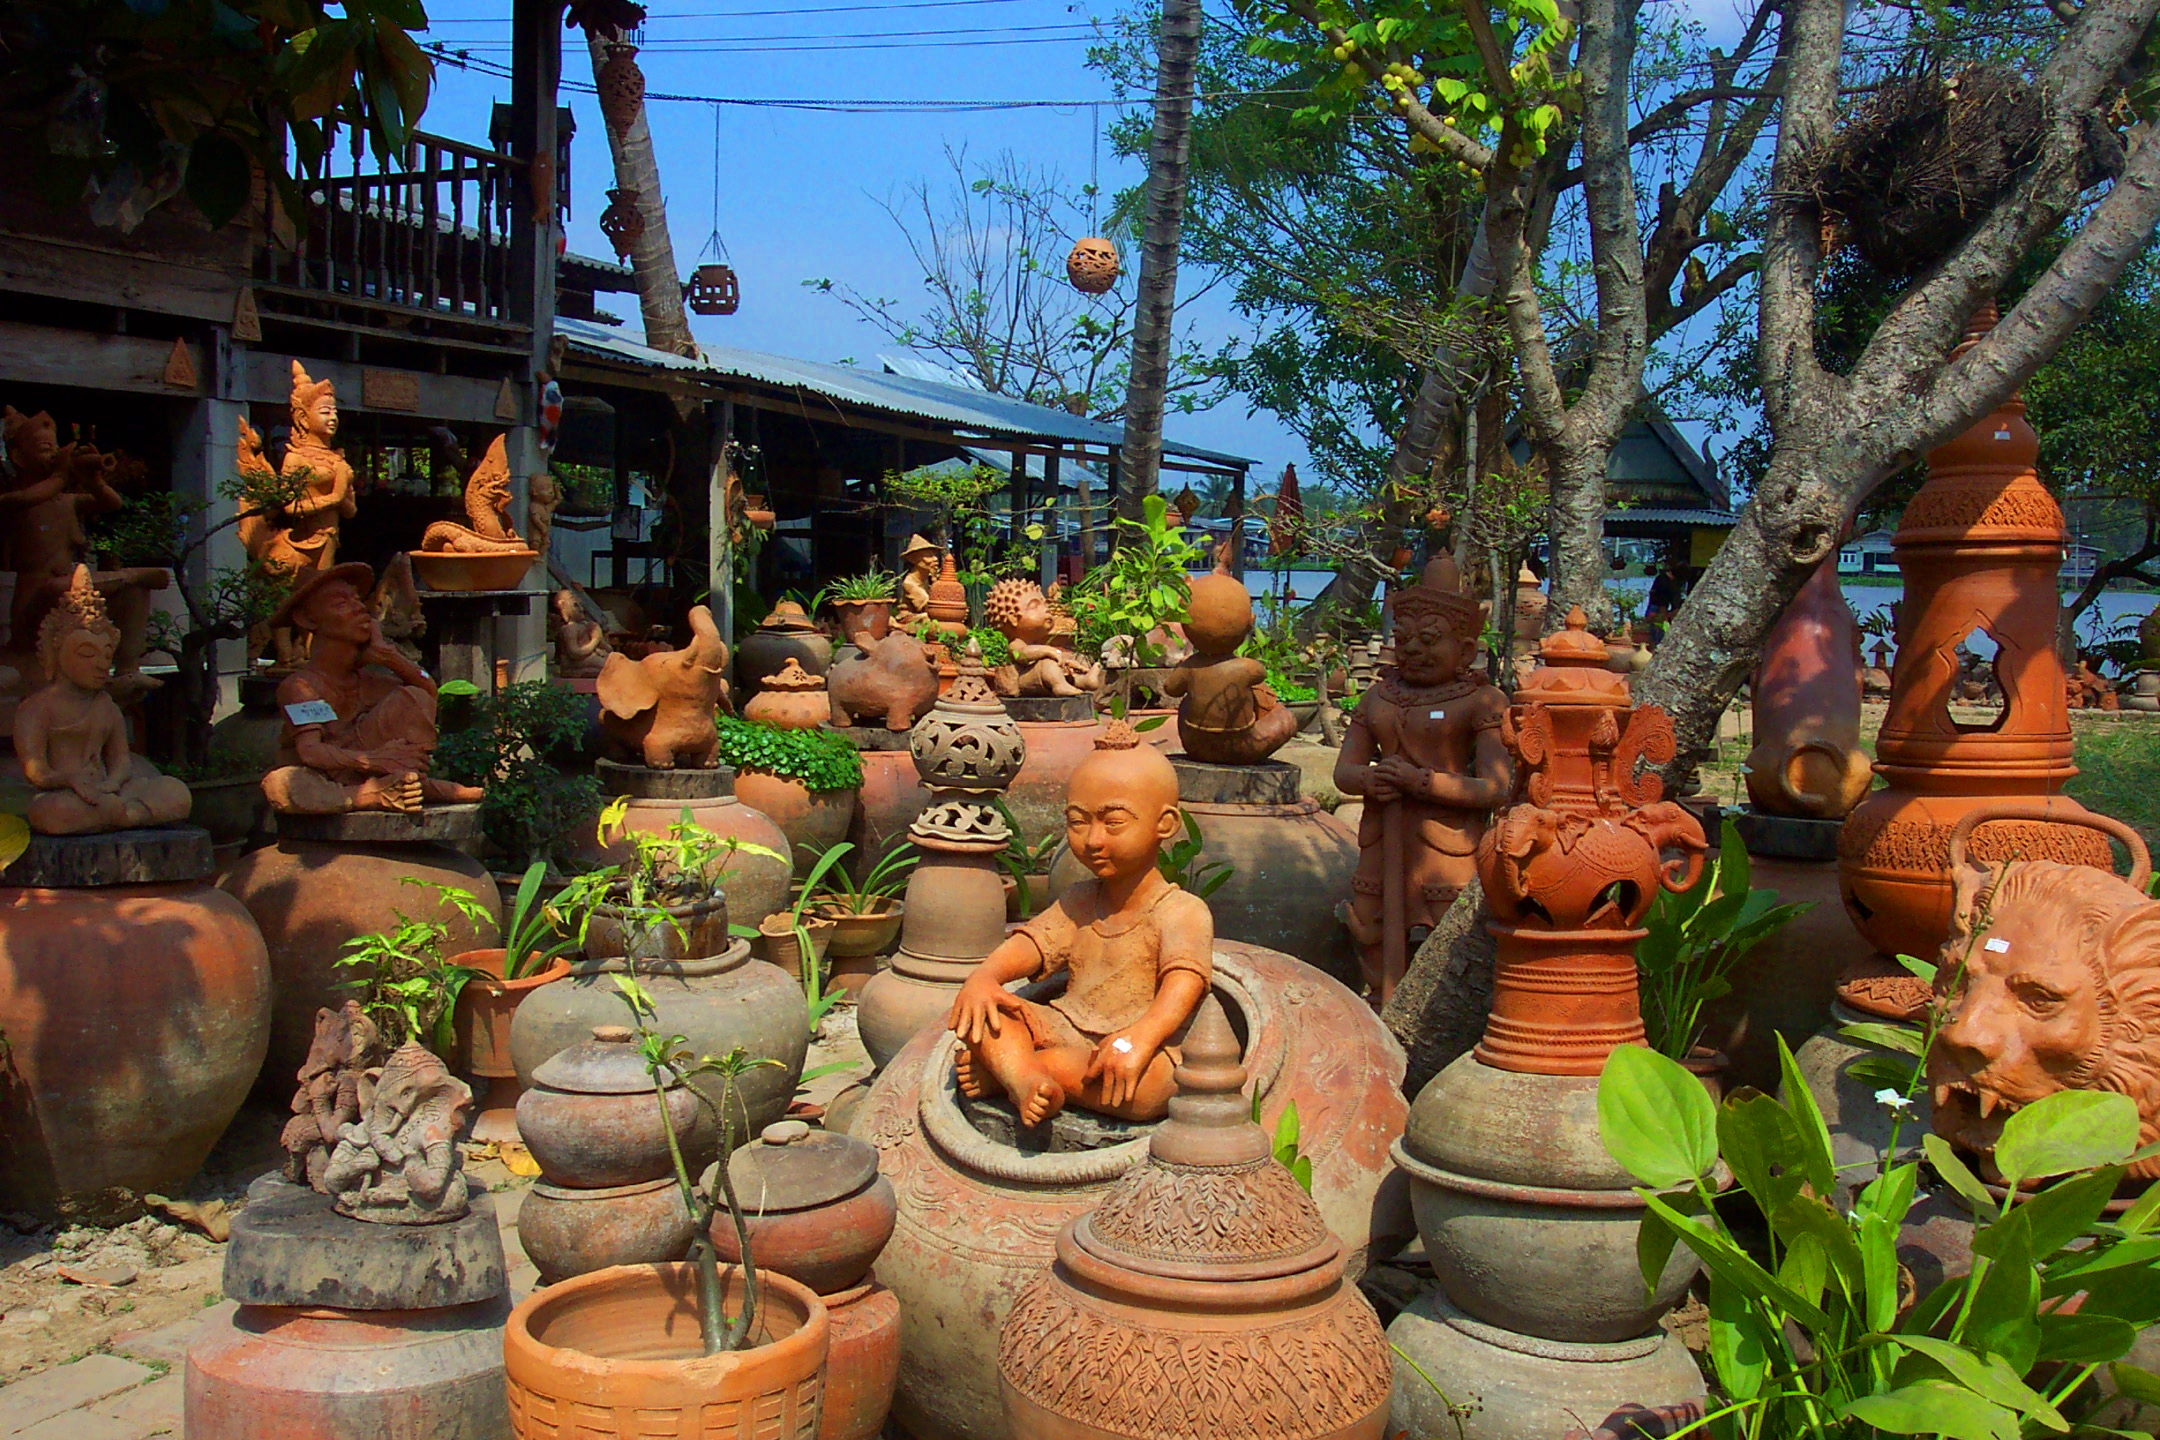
(757, 912, 837, 979)
(709, 1122, 898, 1295)
(517, 1025, 706, 1188)
(816, 1282, 901, 1440)
(828, 598, 893, 651)
(1746, 555, 1871, 820)
(572, 782, 794, 933)
(451, 947, 572, 1143)
(583, 896, 733, 964)
(734, 770, 856, 873)
(504, 1262, 829, 1439)
(809, 898, 904, 959)
(518, 1178, 701, 1284)
(408, 548, 539, 593)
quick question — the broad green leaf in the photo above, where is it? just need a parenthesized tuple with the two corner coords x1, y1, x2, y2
(1713, 815, 1750, 896)
(1640, 1189, 1832, 1331)
(1770, 1191, 1866, 1296)
(1883, 1334, 2065, 1429)
(1774, 1033, 1839, 1197)
(1635, 1188, 1705, 1295)
(2122, 1180, 2160, 1236)
(1840, 1382, 2019, 1440)
(1895, 952, 1939, 984)
(1962, 1222, 2038, 1372)
(1980, 1166, 2122, 1262)
(1858, 1163, 1919, 1331)
(2111, 1363, 2160, 1405)
(0, 814, 27, 872)
(1994, 1090, 2140, 1187)
(438, 678, 482, 697)
(1845, 1054, 1921, 1089)
(1598, 1045, 1716, 1188)
(1718, 1092, 1805, 1210)
(1273, 1100, 1301, 1157)
(1705, 1270, 1770, 1402)
(2035, 1311, 2136, 1365)
(1837, 1021, 1927, 1057)
(1777, 1229, 1829, 1311)
(1924, 1133, 2001, 1222)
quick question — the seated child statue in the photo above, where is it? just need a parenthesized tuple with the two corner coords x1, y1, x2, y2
(984, 578, 1102, 697)
(947, 723, 1212, 1126)
(1163, 547, 1300, 765)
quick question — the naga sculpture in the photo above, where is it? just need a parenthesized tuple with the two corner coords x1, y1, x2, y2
(595, 603, 731, 768)
(321, 1041, 475, 1224)
(983, 578, 1101, 697)
(280, 1000, 387, 1192)
(1164, 548, 1299, 764)
(421, 435, 532, 553)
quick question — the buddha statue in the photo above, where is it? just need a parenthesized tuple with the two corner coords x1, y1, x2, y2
(550, 589, 612, 678)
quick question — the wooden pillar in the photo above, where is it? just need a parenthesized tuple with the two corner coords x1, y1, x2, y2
(1229, 465, 1247, 579)
(710, 397, 735, 642)
(503, 0, 559, 680)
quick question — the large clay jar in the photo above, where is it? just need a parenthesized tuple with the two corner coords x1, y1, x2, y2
(1839, 304, 2108, 963)
(1000, 695, 1103, 848)
(518, 1178, 699, 1284)
(0, 827, 271, 1221)
(574, 762, 794, 930)
(510, 942, 809, 1140)
(998, 996, 1391, 1440)
(845, 737, 929, 878)
(744, 657, 833, 731)
(736, 769, 856, 873)
(861, 943, 1411, 1440)
(736, 601, 833, 698)
(1746, 553, 1872, 819)
(505, 1262, 829, 1440)
(219, 821, 500, 1093)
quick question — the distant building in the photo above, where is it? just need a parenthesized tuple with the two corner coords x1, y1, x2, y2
(1512, 417, 1737, 568)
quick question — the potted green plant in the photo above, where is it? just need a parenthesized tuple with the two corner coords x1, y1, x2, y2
(333, 911, 485, 1060)
(800, 840, 913, 969)
(993, 800, 1064, 921)
(504, 977, 828, 1432)
(817, 569, 897, 649)
(417, 863, 583, 1084)
(556, 800, 786, 963)
(1634, 816, 1811, 1090)
(1066, 494, 1206, 710)
(432, 679, 603, 879)
(716, 716, 863, 869)
(751, 848, 840, 982)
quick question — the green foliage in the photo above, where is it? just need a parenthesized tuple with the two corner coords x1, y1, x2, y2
(1597, 1037, 2160, 1440)
(409, 863, 578, 982)
(714, 716, 863, 792)
(799, 841, 916, 912)
(968, 626, 1014, 668)
(817, 570, 896, 603)
(548, 801, 787, 964)
(1157, 811, 1233, 899)
(432, 681, 601, 872)
(1636, 817, 1812, 1058)
(1253, 1093, 1315, 1193)
(1265, 670, 1318, 703)
(1068, 495, 1207, 663)
(334, 907, 477, 1056)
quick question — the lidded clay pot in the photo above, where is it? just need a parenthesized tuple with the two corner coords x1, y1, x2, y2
(737, 601, 833, 697)
(517, 1025, 703, 1189)
(998, 995, 1391, 1440)
(709, 1119, 898, 1296)
(742, 657, 832, 731)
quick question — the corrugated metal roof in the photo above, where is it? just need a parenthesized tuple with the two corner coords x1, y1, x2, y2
(555, 316, 1253, 471)
(1605, 506, 1739, 528)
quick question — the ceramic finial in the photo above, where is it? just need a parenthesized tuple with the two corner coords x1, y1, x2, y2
(1097, 718, 1141, 750)
(1150, 993, 1269, 1167)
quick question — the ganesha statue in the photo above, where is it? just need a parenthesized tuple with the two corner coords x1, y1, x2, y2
(1927, 801, 2160, 1183)
(280, 1000, 386, 1193)
(320, 1042, 474, 1224)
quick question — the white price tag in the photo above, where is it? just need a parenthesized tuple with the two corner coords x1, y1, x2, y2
(284, 699, 339, 726)
(1429, 709, 1447, 720)
(1984, 937, 2010, 954)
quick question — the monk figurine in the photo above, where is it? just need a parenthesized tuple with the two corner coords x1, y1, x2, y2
(984, 578, 1102, 697)
(1163, 548, 1299, 764)
(1334, 556, 1513, 1002)
(948, 724, 1213, 1126)
(260, 563, 486, 815)
(321, 1042, 474, 1224)
(237, 364, 359, 669)
(893, 533, 942, 635)
(10, 566, 191, 835)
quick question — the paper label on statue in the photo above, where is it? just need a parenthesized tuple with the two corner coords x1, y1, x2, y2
(1984, 937, 2010, 953)
(285, 700, 339, 725)
(1430, 709, 1447, 720)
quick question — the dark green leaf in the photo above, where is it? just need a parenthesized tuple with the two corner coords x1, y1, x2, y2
(1924, 1133, 2000, 1222)
(2034, 1311, 2135, 1365)
(1840, 1382, 2019, 1440)
(1837, 1021, 1927, 1057)
(1962, 1220, 2038, 1372)
(1717, 1092, 1805, 1210)
(1994, 1090, 2141, 1187)
(1774, 1033, 1839, 1198)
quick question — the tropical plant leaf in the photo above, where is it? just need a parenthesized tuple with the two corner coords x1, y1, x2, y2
(1598, 1044, 1716, 1188)
(1993, 1090, 2140, 1188)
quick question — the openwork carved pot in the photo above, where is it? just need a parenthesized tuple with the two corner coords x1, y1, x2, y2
(1066, 237, 1121, 295)
(595, 42, 645, 132)
(909, 652, 1025, 795)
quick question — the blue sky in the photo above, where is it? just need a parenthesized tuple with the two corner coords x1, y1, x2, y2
(413, 0, 1301, 471)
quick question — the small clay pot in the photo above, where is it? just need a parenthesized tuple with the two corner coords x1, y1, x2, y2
(829, 598, 893, 651)
(757, 912, 836, 979)
(451, 949, 572, 1080)
(517, 1176, 700, 1284)
(820, 1281, 902, 1440)
(810, 898, 904, 959)
(709, 1120, 898, 1295)
(742, 658, 831, 731)
(582, 895, 731, 963)
(517, 1025, 704, 1188)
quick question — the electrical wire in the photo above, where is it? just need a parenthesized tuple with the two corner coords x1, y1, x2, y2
(445, 21, 1096, 46)
(425, 0, 1054, 19)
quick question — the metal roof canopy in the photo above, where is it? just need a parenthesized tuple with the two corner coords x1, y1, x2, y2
(555, 316, 1253, 477)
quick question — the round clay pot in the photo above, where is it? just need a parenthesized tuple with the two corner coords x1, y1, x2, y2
(509, 942, 809, 1141)
(756, 912, 837, 980)
(186, 1298, 512, 1440)
(708, 1121, 898, 1295)
(810, 898, 904, 960)
(863, 942, 1412, 1440)
(1001, 717, 1104, 848)
(518, 1177, 701, 1284)
(0, 878, 270, 1221)
(571, 789, 793, 932)
(1795, 998, 1937, 1178)
(828, 599, 893, 651)
(742, 659, 833, 732)
(737, 605, 834, 697)
(408, 548, 540, 593)
(845, 741, 928, 881)
(582, 896, 732, 965)
(221, 840, 501, 1091)
(517, 1025, 705, 1188)
(818, 1281, 901, 1440)
(504, 1262, 828, 1439)
(735, 770, 856, 874)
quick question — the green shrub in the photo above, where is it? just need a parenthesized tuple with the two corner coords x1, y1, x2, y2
(968, 625, 1014, 668)
(716, 715, 863, 791)
(1265, 669, 1317, 703)
(434, 681, 600, 871)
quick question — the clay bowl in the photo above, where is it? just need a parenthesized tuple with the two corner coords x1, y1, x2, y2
(756, 913, 836, 979)
(409, 549, 540, 593)
(810, 899, 904, 959)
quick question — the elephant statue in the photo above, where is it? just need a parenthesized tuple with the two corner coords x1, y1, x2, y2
(1477, 799, 1706, 930)
(827, 631, 939, 731)
(596, 604, 733, 768)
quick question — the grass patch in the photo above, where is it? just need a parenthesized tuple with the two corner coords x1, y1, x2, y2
(2066, 715, 2160, 851)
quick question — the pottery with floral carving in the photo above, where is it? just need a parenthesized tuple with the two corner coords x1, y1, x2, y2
(998, 994, 1390, 1440)
(1839, 306, 2109, 966)
(1163, 552, 1301, 765)
(744, 656, 832, 731)
(737, 601, 833, 697)
(1744, 551, 1872, 819)
(860, 941, 1412, 1440)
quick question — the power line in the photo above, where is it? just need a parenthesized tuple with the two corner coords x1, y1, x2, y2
(446, 21, 1097, 47)
(445, 32, 1099, 53)
(425, 0, 1056, 20)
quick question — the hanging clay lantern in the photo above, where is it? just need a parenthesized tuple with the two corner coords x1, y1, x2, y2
(598, 188, 644, 260)
(686, 262, 741, 316)
(595, 42, 646, 133)
(1066, 237, 1121, 295)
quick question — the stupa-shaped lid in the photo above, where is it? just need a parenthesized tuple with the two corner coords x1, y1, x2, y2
(1070, 995, 1339, 1284)
(932, 636, 1009, 714)
(759, 601, 817, 632)
(726, 1119, 879, 1214)
(1516, 563, 1542, 587)
(531, 1025, 675, 1095)
(928, 552, 969, 617)
(1539, 607, 1610, 664)
(762, 656, 826, 693)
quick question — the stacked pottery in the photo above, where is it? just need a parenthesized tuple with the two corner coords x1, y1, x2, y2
(998, 995, 1391, 1440)
(1388, 615, 1711, 1440)
(711, 1121, 901, 1440)
(514, 1026, 702, 1282)
(737, 601, 833, 697)
(856, 644, 1027, 1070)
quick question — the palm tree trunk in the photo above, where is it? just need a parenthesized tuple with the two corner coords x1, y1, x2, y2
(1116, 0, 1202, 519)
(586, 31, 698, 359)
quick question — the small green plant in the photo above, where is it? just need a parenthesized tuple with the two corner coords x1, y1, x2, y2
(1157, 812, 1233, 899)
(335, 912, 481, 1055)
(992, 800, 1065, 913)
(1606, 584, 1643, 634)
(433, 680, 603, 871)
(1067, 494, 1207, 665)
(714, 716, 864, 793)
(411, 862, 579, 980)
(549, 801, 785, 962)
(1264, 669, 1318, 704)
(968, 625, 1014, 668)
(817, 569, 896, 604)
(1635, 816, 1812, 1059)
(800, 840, 915, 915)
(610, 973, 784, 1354)
(1252, 1093, 1313, 1193)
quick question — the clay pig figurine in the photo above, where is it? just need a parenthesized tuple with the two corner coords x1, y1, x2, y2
(828, 630, 940, 730)
(597, 603, 732, 768)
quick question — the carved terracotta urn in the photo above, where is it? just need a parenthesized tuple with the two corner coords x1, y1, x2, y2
(1745, 552, 1872, 819)
(1839, 305, 2109, 972)
(998, 995, 1391, 1440)
(736, 601, 833, 697)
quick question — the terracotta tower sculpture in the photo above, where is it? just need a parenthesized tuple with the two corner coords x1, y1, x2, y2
(1745, 550, 1872, 818)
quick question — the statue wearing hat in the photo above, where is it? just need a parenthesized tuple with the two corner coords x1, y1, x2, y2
(892, 533, 943, 636)
(1333, 556, 1513, 1003)
(259, 563, 485, 815)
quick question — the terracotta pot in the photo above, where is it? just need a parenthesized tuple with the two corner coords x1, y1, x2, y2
(757, 912, 837, 980)
(518, 1177, 701, 1284)
(1001, 717, 1105, 848)
(408, 548, 540, 593)
(451, 947, 571, 1144)
(207, 672, 284, 777)
(709, 1121, 897, 1295)
(743, 659, 833, 731)
(1746, 555, 1871, 820)
(0, 878, 270, 1221)
(857, 850, 1005, 1070)
(221, 840, 501, 1093)
(828, 598, 893, 651)
(509, 943, 809, 1142)
(572, 787, 793, 932)
(517, 1025, 705, 1188)
(846, 745, 929, 880)
(735, 770, 856, 874)
(735, 603, 833, 698)
(810, 898, 904, 959)
(504, 1262, 829, 1439)
(863, 942, 1412, 1440)
(817, 1282, 901, 1440)
(583, 896, 733, 964)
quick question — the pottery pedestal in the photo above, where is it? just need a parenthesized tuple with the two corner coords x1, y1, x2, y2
(858, 850, 1004, 1070)
(187, 1173, 511, 1440)
(0, 827, 270, 1222)
(575, 762, 793, 929)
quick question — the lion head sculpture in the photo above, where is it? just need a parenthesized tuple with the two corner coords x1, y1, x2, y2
(1928, 857, 2160, 1181)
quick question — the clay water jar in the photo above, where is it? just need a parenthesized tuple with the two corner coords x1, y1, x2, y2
(709, 1120, 898, 1295)
(519, 1178, 701, 1285)
(451, 947, 572, 1143)
(504, 1262, 829, 1439)
(846, 743, 930, 882)
(737, 602, 834, 697)
(814, 1281, 903, 1440)
(582, 895, 732, 964)
(518, 1025, 704, 1187)
(735, 769, 856, 872)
